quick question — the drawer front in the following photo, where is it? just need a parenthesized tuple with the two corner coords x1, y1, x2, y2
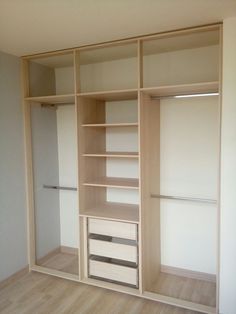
(88, 218, 137, 240)
(89, 259, 138, 286)
(89, 239, 137, 263)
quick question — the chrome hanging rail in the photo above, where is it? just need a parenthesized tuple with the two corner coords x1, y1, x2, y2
(43, 184, 77, 191)
(151, 92, 219, 100)
(150, 194, 217, 204)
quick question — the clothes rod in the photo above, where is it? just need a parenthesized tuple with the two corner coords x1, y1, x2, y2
(151, 92, 219, 100)
(43, 185, 77, 191)
(41, 103, 73, 108)
(150, 194, 217, 204)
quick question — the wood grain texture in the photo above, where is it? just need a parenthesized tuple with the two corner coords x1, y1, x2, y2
(148, 272, 216, 308)
(0, 271, 203, 314)
(140, 92, 161, 290)
(37, 251, 79, 276)
(80, 202, 139, 223)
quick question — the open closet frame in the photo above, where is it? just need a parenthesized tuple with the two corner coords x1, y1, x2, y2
(22, 23, 222, 314)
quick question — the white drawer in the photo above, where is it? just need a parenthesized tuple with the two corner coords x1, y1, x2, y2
(88, 218, 137, 240)
(89, 259, 138, 286)
(89, 238, 137, 263)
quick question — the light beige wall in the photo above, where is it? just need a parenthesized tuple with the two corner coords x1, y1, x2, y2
(143, 45, 219, 87)
(220, 16, 236, 314)
(0, 51, 27, 281)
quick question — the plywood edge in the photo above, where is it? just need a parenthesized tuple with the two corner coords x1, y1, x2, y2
(77, 89, 138, 101)
(161, 265, 216, 283)
(143, 291, 216, 314)
(0, 266, 29, 289)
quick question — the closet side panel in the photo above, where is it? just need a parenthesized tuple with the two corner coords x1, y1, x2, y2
(140, 93, 161, 290)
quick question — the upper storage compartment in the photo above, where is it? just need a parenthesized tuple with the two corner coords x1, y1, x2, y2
(79, 42, 138, 93)
(27, 52, 75, 98)
(142, 27, 220, 88)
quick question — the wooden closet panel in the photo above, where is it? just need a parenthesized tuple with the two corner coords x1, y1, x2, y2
(140, 92, 161, 290)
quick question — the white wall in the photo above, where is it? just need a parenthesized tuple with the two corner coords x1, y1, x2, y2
(56, 105, 78, 248)
(160, 97, 219, 273)
(80, 58, 137, 92)
(0, 51, 27, 281)
(220, 17, 236, 314)
(106, 100, 139, 205)
(56, 69, 78, 249)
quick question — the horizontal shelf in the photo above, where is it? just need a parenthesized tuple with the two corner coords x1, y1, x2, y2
(80, 202, 139, 223)
(78, 89, 138, 101)
(141, 81, 219, 97)
(82, 123, 138, 127)
(83, 177, 139, 189)
(25, 94, 75, 104)
(83, 151, 139, 158)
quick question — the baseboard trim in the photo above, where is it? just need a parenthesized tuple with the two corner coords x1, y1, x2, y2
(60, 246, 78, 255)
(0, 265, 29, 289)
(161, 265, 216, 283)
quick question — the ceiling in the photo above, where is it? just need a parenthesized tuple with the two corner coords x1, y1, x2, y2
(0, 0, 236, 57)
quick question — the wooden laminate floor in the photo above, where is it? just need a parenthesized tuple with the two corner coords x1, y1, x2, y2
(150, 272, 216, 307)
(0, 271, 201, 314)
(38, 252, 79, 275)
(38, 253, 216, 308)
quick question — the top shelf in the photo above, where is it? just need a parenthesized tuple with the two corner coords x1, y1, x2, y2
(77, 89, 138, 101)
(141, 81, 219, 97)
(24, 82, 219, 104)
(25, 94, 75, 105)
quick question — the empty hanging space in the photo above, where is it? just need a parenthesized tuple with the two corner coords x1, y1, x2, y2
(141, 27, 220, 90)
(78, 42, 138, 93)
(77, 92, 139, 223)
(25, 51, 75, 102)
(30, 101, 79, 276)
(140, 90, 219, 308)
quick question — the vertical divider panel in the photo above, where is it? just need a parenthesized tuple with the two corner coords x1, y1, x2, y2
(138, 40, 143, 292)
(74, 49, 81, 278)
(77, 99, 85, 279)
(138, 40, 143, 89)
(138, 90, 142, 293)
(74, 50, 80, 94)
(140, 92, 161, 291)
(22, 58, 36, 269)
(23, 100, 36, 269)
(216, 24, 223, 313)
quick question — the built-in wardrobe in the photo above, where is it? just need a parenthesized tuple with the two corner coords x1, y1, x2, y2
(22, 24, 221, 313)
